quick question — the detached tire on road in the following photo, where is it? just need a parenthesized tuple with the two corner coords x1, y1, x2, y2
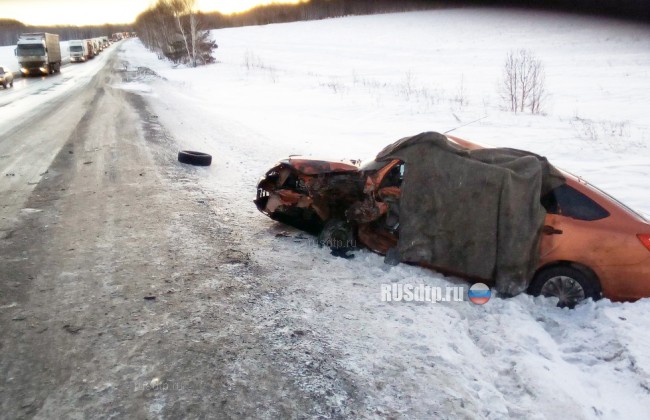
(178, 150, 212, 166)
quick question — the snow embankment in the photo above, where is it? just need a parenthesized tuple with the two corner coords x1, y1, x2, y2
(118, 9, 650, 419)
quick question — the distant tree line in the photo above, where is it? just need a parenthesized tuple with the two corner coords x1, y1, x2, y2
(1, 0, 646, 49)
(215, 0, 439, 26)
(199, 0, 649, 28)
(474, 0, 649, 21)
(0, 18, 133, 46)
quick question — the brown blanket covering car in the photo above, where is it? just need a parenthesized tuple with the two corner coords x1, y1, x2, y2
(376, 132, 565, 296)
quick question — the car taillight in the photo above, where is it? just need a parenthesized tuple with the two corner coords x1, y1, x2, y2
(638, 234, 650, 252)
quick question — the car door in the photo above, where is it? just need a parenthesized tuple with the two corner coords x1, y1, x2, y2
(539, 182, 611, 264)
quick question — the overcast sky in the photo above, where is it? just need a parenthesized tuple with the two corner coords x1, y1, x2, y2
(2, 0, 301, 26)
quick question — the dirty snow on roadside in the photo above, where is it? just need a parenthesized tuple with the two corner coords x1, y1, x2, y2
(117, 9, 650, 418)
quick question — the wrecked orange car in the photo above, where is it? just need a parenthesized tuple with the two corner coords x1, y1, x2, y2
(255, 132, 650, 307)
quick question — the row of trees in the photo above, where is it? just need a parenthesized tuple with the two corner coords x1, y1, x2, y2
(0, 19, 132, 46)
(221, 0, 437, 26)
(3, 0, 647, 49)
(203, 0, 649, 28)
(134, 0, 217, 66)
(486, 0, 649, 20)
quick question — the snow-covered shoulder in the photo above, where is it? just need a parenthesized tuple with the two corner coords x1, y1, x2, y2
(118, 10, 650, 418)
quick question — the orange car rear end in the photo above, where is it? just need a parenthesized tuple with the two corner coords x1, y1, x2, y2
(537, 173, 650, 301)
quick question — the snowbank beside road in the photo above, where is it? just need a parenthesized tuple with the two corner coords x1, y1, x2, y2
(118, 9, 650, 418)
(0, 46, 17, 71)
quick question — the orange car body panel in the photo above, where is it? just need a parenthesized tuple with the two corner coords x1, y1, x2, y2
(284, 158, 359, 175)
(448, 136, 650, 301)
(538, 174, 650, 301)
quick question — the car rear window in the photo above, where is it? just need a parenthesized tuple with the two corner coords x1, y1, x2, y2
(541, 184, 609, 221)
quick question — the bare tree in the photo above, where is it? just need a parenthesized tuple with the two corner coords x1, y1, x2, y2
(154, 1, 176, 57)
(135, 0, 216, 66)
(189, 12, 199, 65)
(503, 51, 519, 112)
(169, 0, 195, 66)
(501, 49, 546, 114)
(528, 56, 546, 114)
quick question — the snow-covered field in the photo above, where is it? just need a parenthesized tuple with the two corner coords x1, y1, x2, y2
(114, 9, 650, 418)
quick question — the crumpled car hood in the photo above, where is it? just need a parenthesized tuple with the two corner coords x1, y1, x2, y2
(281, 156, 360, 175)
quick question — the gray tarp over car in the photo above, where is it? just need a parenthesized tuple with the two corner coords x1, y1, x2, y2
(376, 132, 565, 296)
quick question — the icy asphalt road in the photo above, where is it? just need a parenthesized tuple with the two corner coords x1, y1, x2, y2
(0, 49, 360, 418)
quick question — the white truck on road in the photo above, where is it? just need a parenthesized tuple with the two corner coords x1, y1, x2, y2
(69, 40, 90, 62)
(15, 32, 62, 75)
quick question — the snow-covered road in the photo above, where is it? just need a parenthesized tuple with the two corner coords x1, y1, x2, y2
(111, 9, 650, 419)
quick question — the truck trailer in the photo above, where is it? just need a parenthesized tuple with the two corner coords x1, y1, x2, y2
(15, 33, 62, 75)
(90, 39, 100, 56)
(84, 40, 96, 59)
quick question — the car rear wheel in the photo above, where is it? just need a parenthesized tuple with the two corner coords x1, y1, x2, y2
(529, 265, 601, 308)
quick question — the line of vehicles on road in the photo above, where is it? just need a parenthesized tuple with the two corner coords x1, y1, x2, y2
(2, 31, 135, 89)
(68, 37, 108, 63)
(69, 32, 135, 63)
